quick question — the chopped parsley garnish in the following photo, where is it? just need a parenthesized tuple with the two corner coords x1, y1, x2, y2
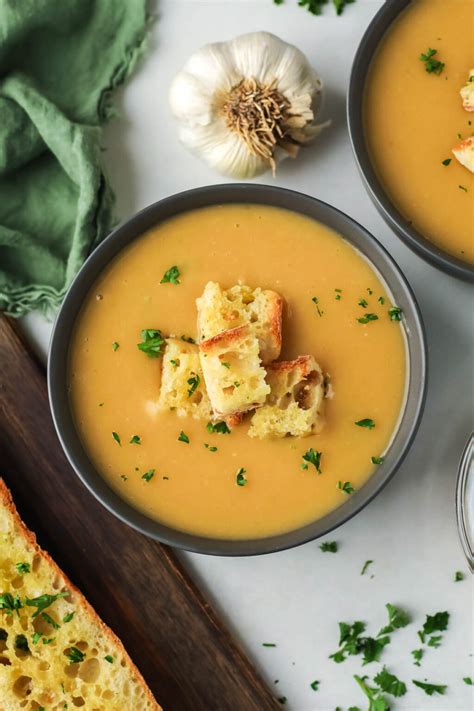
(112, 431, 121, 446)
(187, 373, 200, 397)
(367, 287, 373, 295)
(310, 679, 320, 691)
(312, 296, 324, 317)
(204, 443, 218, 452)
(388, 306, 403, 321)
(354, 675, 390, 709)
(41, 612, 60, 629)
(320, 541, 338, 553)
(0, 593, 23, 615)
(378, 296, 385, 305)
(420, 48, 445, 75)
(112, 341, 119, 351)
(464, 677, 473, 685)
(137, 329, 165, 358)
(65, 647, 86, 664)
(206, 421, 231, 434)
(236, 467, 247, 486)
(234, 381, 241, 388)
(335, 288, 342, 300)
(262, 642, 276, 647)
(120, 474, 128, 481)
(170, 359, 179, 367)
(302, 448, 322, 473)
(358, 298, 368, 308)
(129, 435, 141, 445)
(15, 562, 30, 575)
(412, 679, 447, 696)
(459, 184, 468, 192)
(104, 655, 114, 663)
(417, 610, 449, 643)
(160, 265, 180, 284)
(442, 158, 452, 166)
(25, 592, 68, 618)
(378, 603, 410, 635)
(337, 481, 354, 495)
(411, 648, 423, 666)
(15, 634, 29, 651)
(32, 631, 42, 644)
(454, 571, 464, 582)
(371, 456, 384, 464)
(63, 611, 75, 623)
(221, 362, 231, 369)
(357, 313, 378, 324)
(374, 667, 407, 697)
(355, 418, 375, 429)
(181, 334, 196, 344)
(42, 637, 55, 645)
(142, 469, 155, 482)
(361, 560, 373, 576)
(178, 431, 190, 443)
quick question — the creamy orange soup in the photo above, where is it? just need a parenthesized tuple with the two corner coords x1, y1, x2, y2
(365, 0, 474, 264)
(69, 205, 407, 539)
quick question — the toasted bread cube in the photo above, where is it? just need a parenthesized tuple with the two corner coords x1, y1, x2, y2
(248, 355, 325, 438)
(460, 69, 474, 112)
(452, 135, 474, 173)
(199, 324, 270, 417)
(196, 281, 283, 363)
(157, 338, 212, 419)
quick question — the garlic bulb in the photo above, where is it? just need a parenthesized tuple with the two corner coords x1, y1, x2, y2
(169, 32, 329, 179)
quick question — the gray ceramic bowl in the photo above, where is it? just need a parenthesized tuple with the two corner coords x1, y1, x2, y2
(48, 184, 427, 556)
(348, 0, 474, 283)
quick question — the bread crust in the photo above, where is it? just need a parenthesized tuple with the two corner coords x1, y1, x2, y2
(0, 479, 161, 710)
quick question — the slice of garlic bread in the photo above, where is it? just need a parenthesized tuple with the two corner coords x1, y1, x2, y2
(452, 135, 474, 173)
(199, 325, 270, 417)
(196, 282, 283, 363)
(460, 68, 474, 112)
(248, 355, 325, 438)
(0, 480, 160, 711)
(157, 337, 212, 419)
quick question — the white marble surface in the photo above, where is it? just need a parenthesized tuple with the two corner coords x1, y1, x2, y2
(20, 1, 473, 709)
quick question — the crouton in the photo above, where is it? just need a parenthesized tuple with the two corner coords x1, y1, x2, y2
(452, 135, 474, 173)
(199, 325, 270, 417)
(196, 281, 283, 363)
(248, 355, 325, 438)
(460, 69, 474, 112)
(157, 338, 212, 419)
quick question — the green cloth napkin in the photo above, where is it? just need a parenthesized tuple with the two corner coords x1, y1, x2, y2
(0, 0, 149, 317)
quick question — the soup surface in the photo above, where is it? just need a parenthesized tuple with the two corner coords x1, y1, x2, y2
(69, 205, 407, 539)
(365, 0, 474, 264)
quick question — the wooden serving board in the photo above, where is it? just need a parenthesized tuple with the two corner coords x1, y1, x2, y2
(0, 315, 278, 711)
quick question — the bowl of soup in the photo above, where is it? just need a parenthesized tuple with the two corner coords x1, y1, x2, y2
(48, 184, 427, 555)
(348, 0, 474, 281)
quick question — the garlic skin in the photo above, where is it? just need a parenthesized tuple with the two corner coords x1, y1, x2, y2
(169, 32, 329, 179)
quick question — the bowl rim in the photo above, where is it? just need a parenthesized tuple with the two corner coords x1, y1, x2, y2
(48, 183, 428, 556)
(347, 0, 474, 283)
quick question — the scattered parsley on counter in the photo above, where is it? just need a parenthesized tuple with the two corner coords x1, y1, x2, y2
(204, 443, 218, 452)
(312, 296, 324, 317)
(262, 642, 276, 647)
(129, 435, 141, 445)
(320, 541, 338, 553)
(65, 647, 86, 664)
(104, 655, 114, 663)
(137, 329, 165, 358)
(379, 603, 410, 635)
(358, 298, 368, 308)
(302, 448, 322, 473)
(355, 418, 375, 429)
(142, 469, 155, 482)
(371, 456, 384, 465)
(412, 679, 447, 696)
(112, 341, 119, 351)
(337, 481, 354, 495)
(361, 560, 373, 576)
(354, 674, 390, 710)
(464, 677, 473, 685)
(15, 562, 30, 575)
(274, 0, 356, 16)
(187, 372, 200, 397)
(207, 421, 231, 434)
(160, 265, 180, 284)
(374, 667, 407, 697)
(310, 679, 320, 691)
(417, 610, 449, 644)
(112, 431, 121, 446)
(277, 697, 287, 705)
(411, 648, 423, 666)
(178, 431, 190, 444)
(428, 635, 442, 648)
(388, 306, 403, 321)
(442, 158, 452, 166)
(420, 48, 445, 75)
(236, 467, 247, 486)
(454, 571, 464, 582)
(357, 313, 378, 324)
